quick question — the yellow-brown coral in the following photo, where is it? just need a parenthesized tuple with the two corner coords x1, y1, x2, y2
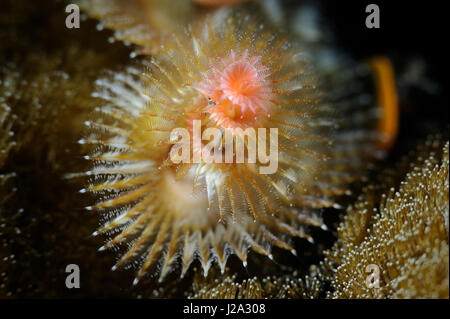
(188, 267, 323, 299)
(324, 137, 449, 298)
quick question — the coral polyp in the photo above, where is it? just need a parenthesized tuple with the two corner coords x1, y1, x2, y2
(80, 8, 381, 284)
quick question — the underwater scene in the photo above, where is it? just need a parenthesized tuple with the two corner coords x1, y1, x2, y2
(0, 0, 448, 303)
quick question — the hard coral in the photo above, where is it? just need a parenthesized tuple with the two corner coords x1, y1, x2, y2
(324, 136, 449, 298)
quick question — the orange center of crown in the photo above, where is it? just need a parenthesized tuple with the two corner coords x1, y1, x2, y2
(194, 50, 273, 130)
